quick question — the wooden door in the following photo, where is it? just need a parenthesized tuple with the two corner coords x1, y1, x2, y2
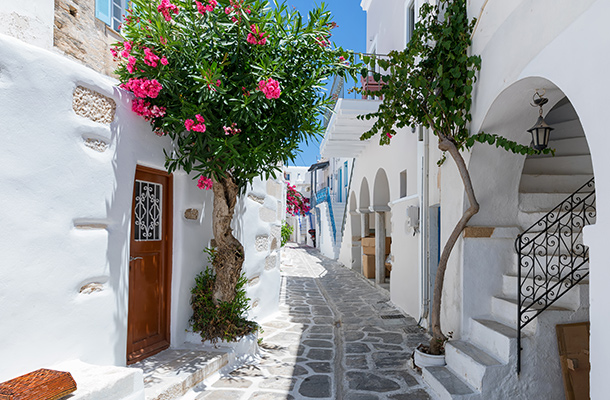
(556, 322, 590, 400)
(127, 166, 173, 364)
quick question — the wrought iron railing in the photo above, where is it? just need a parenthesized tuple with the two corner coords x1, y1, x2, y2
(315, 187, 337, 242)
(515, 177, 595, 373)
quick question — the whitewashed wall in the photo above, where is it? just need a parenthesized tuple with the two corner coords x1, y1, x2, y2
(0, 0, 53, 50)
(0, 33, 280, 381)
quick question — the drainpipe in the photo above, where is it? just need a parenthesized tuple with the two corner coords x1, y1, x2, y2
(418, 126, 431, 328)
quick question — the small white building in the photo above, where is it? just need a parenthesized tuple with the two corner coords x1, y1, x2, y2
(283, 165, 313, 245)
(0, 1, 283, 394)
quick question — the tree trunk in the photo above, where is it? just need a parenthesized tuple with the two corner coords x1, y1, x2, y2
(211, 175, 245, 304)
(428, 137, 480, 355)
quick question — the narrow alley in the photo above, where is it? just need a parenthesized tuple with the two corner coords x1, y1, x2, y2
(189, 244, 433, 399)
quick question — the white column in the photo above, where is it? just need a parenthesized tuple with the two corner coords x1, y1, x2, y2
(375, 211, 386, 284)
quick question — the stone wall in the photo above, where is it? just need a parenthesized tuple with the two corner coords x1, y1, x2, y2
(54, 0, 119, 76)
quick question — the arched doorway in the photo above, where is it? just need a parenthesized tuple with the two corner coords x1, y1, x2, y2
(462, 77, 595, 398)
(372, 169, 391, 285)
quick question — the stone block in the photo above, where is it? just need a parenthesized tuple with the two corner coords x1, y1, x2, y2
(259, 207, 276, 223)
(265, 255, 277, 270)
(72, 86, 116, 124)
(266, 180, 282, 198)
(255, 235, 269, 252)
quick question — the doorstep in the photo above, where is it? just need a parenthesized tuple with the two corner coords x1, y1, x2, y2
(130, 334, 259, 400)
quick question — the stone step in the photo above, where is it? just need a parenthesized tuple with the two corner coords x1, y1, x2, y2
(516, 230, 587, 255)
(502, 274, 588, 310)
(130, 348, 230, 400)
(51, 360, 145, 400)
(518, 192, 595, 212)
(445, 341, 502, 391)
(544, 118, 584, 140)
(491, 296, 572, 335)
(522, 155, 593, 176)
(518, 208, 596, 229)
(422, 366, 480, 400)
(527, 136, 590, 158)
(519, 173, 594, 195)
(509, 255, 590, 283)
(469, 318, 518, 364)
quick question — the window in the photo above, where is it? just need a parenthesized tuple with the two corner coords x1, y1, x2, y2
(406, 1, 415, 46)
(400, 170, 407, 198)
(96, 0, 129, 32)
(285, 173, 291, 181)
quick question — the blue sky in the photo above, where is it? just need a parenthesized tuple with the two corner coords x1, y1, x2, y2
(284, 1, 366, 167)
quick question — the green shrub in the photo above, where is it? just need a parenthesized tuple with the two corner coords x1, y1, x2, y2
(281, 221, 294, 247)
(190, 248, 258, 343)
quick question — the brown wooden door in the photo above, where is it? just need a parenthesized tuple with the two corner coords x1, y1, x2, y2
(127, 165, 173, 364)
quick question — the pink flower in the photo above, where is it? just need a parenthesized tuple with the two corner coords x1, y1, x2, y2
(247, 24, 267, 45)
(131, 99, 166, 121)
(143, 48, 160, 67)
(216, 79, 221, 87)
(121, 77, 163, 98)
(160, 36, 167, 45)
(185, 115, 206, 132)
(124, 41, 132, 52)
(196, 0, 217, 14)
(258, 78, 281, 99)
(197, 176, 213, 190)
(339, 56, 345, 62)
(126, 56, 137, 73)
(157, 0, 179, 21)
(223, 123, 241, 135)
(385, 132, 393, 139)
(160, 57, 169, 66)
(225, 6, 232, 14)
(110, 48, 118, 58)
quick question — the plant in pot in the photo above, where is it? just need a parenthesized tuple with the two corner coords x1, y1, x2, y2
(358, 0, 553, 363)
(113, 0, 361, 340)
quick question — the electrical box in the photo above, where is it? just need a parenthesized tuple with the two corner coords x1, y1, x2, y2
(407, 205, 419, 229)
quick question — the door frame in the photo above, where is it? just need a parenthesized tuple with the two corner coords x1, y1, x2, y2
(126, 165, 173, 364)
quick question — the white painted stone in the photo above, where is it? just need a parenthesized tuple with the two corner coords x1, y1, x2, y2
(51, 360, 145, 400)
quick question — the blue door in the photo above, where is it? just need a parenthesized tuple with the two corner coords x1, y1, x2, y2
(338, 168, 343, 202)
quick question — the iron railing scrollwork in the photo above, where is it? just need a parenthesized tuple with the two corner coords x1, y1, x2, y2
(515, 177, 595, 374)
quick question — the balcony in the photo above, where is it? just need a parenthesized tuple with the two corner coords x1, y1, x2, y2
(320, 76, 382, 158)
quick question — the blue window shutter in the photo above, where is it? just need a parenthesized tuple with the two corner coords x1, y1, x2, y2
(96, 0, 112, 25)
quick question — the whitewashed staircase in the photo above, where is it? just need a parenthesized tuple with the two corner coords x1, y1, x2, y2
(423, 98, 594, 399)
(331, 200, 346, 258)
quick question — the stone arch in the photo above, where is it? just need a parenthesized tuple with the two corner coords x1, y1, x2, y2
(373, 168, 390, 208)
(466, 76, 591, 226)
(359, 177, 370, 211)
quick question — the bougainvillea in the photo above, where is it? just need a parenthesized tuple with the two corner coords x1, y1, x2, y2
(113, 0, 361, 315)
(286, 183, 310, 216)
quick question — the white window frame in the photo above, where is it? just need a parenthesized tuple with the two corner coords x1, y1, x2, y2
(405, 0, 416, 48)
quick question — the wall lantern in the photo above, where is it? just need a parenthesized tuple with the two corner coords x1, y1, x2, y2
(527, 90, 554, 150)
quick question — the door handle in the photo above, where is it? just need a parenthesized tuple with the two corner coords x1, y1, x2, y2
(130, 256, 143, 261)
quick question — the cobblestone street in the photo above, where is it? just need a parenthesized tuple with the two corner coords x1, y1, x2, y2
(191, 244, 433, 400)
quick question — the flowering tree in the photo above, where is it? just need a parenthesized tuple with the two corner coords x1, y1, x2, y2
(114, 0, 358, 304)
(285, 183, 310, 216)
